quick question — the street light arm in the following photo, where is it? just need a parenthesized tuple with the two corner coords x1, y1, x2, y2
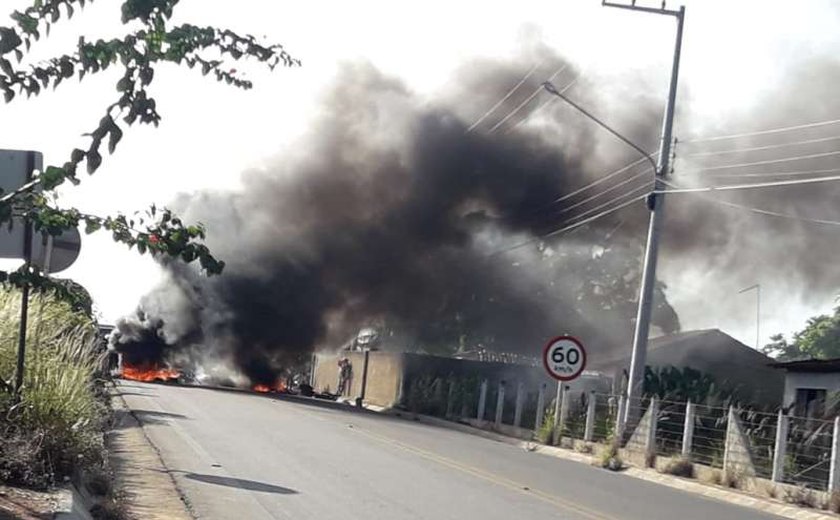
(542, 82, 659, 175)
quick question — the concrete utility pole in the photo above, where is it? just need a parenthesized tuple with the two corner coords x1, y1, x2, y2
(601, 0, 686, 427)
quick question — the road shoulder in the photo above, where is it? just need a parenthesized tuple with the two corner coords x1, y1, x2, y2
(107, 385, 193, 520)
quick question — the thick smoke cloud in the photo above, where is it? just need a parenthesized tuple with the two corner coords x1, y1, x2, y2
(111, 54, 673, 383)
(111, 49, 840, 384)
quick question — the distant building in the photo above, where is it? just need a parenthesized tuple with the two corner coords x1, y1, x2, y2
(589, 329, 784, 406)
(770, 358, 840, 417)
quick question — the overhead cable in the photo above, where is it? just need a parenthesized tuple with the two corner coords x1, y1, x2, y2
(466, 61, 543, 133)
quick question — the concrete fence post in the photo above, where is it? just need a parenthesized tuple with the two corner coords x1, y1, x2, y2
(615, 395, 626, 441)
(477, 380, 488, 421)
(494, 381, 506, 427)
(584, 391, 596, 442)
(645, 397, 659, 462)
(445, 380, 456, 418)
(558, 385, 570, 435)
(552, 382, 562, 431)
(681, 400, 695, 458)
(772, 409, 789, 483)
(723, 406, 736, 471)
(513, 381, 525, 428)
(535, 383, 547, 431)
(829, 416, 840, 492)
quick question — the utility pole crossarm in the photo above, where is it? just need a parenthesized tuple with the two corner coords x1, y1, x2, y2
(602, 1, 682, 17)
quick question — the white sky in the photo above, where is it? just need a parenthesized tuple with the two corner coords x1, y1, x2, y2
(1, 0, 838, 348)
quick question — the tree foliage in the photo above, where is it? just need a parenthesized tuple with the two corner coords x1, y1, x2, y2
(763, 305, 840, 361)
(0, 0, 298, 303)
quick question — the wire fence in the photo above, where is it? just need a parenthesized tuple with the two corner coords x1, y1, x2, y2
(401, 377, 840, 491)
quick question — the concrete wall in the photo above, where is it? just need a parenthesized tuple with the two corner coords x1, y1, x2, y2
(313, 351, 405, 408)
(782, 371, 840, 407)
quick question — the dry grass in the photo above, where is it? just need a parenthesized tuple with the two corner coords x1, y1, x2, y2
(828, 491, 840, 513)
(783, 486, 818, 509)
(662, 457, 694, 478)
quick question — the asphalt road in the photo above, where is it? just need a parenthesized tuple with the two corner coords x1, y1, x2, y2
(116, 380, 784, 520)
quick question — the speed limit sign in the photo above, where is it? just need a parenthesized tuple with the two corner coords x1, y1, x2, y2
(543, 335, 587, 381)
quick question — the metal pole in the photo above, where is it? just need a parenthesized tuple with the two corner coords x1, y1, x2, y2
(477, 379, 488, 421)
(829, 416, 840, 492)
(12, 152, 37, 403)
(619, 4, 686, 426)
(495, 380, 506, 427)
(553, 381, 563, 430)
(356, 350, 370, 407)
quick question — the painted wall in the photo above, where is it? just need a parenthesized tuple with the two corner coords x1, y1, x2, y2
(782, 371, 840, 407)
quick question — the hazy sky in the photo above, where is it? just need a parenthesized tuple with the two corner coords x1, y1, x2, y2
(1, 0, 838, 348)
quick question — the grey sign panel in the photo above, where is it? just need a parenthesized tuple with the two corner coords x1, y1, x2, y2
(0, 150, 43, 260)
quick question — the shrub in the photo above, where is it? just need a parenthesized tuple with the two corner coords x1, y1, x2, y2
(783, 486, 817, 508)
(662, 456, 694, 478)
(0, 288, 106, 488)
(828, 491, 840, 513)
(598, 440, 623, 471)
(535, 408, 556, 445)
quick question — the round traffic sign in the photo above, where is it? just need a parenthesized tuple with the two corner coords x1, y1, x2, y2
(542, 335, 587, 382)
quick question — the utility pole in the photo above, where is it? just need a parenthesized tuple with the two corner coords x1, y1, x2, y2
(601, 1, 686, 427)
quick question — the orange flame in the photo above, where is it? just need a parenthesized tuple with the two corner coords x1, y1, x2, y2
(252, 380, 288, 393)
(122, 363, 181, 382)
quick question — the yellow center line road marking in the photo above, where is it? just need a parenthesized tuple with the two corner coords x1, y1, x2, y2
(349, 425, 618, 520)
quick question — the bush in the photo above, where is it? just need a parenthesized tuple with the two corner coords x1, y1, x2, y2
(0, 288, 106, 489)
(662, 456, 694, 478)
(828, 491, 840, 513)
(783, 486, 817, 508)
(535, 408, 556, 445)
(598, 440, 623, 471)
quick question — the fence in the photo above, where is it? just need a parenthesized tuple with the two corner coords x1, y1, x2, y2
(402, 376, 840, 492)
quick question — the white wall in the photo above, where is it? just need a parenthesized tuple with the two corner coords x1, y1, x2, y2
(783, 372, 840, 408)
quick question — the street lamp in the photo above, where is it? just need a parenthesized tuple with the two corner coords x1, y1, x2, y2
(739, 283, 761, 350)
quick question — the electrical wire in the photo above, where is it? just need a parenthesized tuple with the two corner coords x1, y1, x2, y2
(707, 167, 840, 179)
(681, 117, 840, 144)
(660, 179, 840, 227)
(654, 174, 840, 194)
(503, 74, 582, 135)
(685, 134, 840, 158)
(487, 65, 567, 134)
(557, 169, 652, 215)
(465, 61, 543, 133)
(486, 183, 651, 258)
(682, 150, 840, 173)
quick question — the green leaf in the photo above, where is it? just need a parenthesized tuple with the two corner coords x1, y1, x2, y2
(108, 125, 123, 154)
(13, 49, 22, 63)
(41, 166, 66, 190)
(139, 67, 153, 86)
(71, 148, 85, 163)
(4, 89, 14, 103)
(86, 149, 102, 174)
(116, 76, 132, 92)
(137, 240, 147, 255)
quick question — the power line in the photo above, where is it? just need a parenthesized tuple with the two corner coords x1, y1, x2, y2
(554, 155, 653, 204)
(503, 74, 582, 135)
(660, 179, 840, 228)
(681, 150, 840, 173)
(487, 65, 567, 134)
(564, 182, 651, 222)
(466, 62, 543, 133)
(708, 167, 840, 179)
(557, 169, 652, 215)
(681, 117, 840, 144)
(654, 174, 840, 195)
(685, 135, 840, 158)
(486, 191, 648, 258)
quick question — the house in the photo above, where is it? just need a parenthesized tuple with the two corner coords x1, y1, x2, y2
(770, 358, 840, 417)
(588, 329, 784, 406)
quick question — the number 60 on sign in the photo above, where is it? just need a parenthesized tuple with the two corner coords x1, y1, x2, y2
(542, 336, 587, 382)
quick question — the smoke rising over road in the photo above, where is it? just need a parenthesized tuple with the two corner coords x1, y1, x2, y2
(110, 51, 840, 384)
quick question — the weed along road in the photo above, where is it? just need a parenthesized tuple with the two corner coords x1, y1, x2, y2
(116, 380, 783, 520)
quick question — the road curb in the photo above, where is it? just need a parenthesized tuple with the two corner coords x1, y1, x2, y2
(396, 412, 839, 520)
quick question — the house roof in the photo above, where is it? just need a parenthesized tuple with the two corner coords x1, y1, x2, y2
(589, 328, 783, 404)
(769, 358, 840, 373)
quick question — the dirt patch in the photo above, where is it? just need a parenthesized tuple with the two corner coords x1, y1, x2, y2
(0, 485, 69, 520)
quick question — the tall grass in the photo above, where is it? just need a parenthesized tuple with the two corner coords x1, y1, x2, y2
(0, 287, 106, 488)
